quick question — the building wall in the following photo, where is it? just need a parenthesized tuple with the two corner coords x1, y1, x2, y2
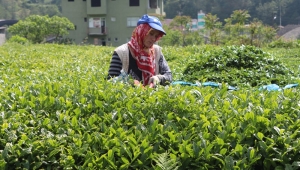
(61, 0, 165, 47)
(61, 1, 88, 45)
(0, 33, 5, 46)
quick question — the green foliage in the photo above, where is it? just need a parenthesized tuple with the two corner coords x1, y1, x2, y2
(153, 152, 179, 170)
(7, 35, 29, 44)
(183, 45, 295, 87)
(0, 0, 61, 20)
(0, 43, 300, 169)
(230, 10, 251, 25)
(7, 15, 75, 44)
(164, 0, 299, 26)
(268, 38, 300, 48)
(26, 3, 61, 17)
(170, 15, 191, 29)
(159, 27, 182, 46)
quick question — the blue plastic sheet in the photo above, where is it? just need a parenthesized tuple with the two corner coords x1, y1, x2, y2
(172, 81, 298, 91)
(259, 83, 298, 91)
(171, 81, 238, 90)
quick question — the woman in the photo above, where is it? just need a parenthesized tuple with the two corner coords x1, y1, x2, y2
(107, 14, 172, 87)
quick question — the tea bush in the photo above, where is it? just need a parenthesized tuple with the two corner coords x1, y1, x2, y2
(0, 43, 300, 170)
(183, 45, 295, 87)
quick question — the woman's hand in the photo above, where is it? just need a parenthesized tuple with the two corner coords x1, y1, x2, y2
(149, 76, 160, 86)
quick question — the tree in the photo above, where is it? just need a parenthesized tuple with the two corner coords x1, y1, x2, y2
(256, 1, 279, 26)
(248, 19, 263, 46)
(170, 15, 191, 30)
(49, 16, 75, 40)
(7, 15, 74, 43)
(204, 13, 220, 43)
(169, 15, 191, 46)
(230, 10, 251, 25)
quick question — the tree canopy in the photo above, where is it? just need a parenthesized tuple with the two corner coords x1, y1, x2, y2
(7, 15, 74, 43)
(164, 0, 300, 26)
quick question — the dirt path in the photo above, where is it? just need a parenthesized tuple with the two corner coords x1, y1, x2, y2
(0, 34, 5, 46)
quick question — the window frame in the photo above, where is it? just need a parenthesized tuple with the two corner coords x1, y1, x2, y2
(127, 17, 139, 27)
(91, 0, 101, 7)
(129, 0, 139, 6)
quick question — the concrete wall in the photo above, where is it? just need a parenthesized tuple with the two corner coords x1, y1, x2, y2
(0, 34, 5, 46)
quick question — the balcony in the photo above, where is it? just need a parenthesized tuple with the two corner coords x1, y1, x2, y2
(88, 26, 107, 35)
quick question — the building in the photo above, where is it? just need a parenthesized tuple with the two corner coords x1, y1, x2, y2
(0, 20, 19, 45)
(190, 10, 205, 31)
(61, 0, 165, 46)
(162, 11, 205, 32)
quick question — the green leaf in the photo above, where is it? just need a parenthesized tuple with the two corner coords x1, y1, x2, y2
(249, 148, 255, 159)
(121, 157, 129, 164)
(220, 148, 227, 155)
(257, 132, 264, 140)
(71, 116, 78, 127)
(292, 161, 300, 167)
(49, 149, 60, 158)
(274, 126, 281, 135)
(43, 118, 50, 126)
(95, 99, 103, 107)
(108, 149, 114, 161)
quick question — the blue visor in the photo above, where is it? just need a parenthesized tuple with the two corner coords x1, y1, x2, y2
(137, 14, 166, 35)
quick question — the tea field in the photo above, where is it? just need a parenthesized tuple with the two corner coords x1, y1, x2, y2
(0, 43, 300, 169)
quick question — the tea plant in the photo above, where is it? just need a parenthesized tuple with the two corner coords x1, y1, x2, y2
(183, 45, 295, 87)
(0, 43, 299, 169)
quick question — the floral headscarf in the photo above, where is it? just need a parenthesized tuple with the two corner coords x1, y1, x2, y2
(128, 23, 163, 86)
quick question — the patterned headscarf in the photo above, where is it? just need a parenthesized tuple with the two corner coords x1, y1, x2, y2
(128, 23, 163, 86)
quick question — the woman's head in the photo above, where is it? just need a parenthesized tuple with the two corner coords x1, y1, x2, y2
(129, 15, 165, 49)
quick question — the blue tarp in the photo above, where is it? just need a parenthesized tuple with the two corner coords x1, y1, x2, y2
(171, 81, 299, 91)
(171, 81, 238, 90)
(259, 83, 299, 91)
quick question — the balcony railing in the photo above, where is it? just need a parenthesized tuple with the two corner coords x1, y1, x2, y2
(88, 26, 107, 35)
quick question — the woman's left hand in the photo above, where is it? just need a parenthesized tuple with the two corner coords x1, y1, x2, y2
(149, 76, 160, 86)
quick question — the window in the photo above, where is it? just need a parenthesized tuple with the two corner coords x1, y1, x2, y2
(91, 0, 101, 7)
(129, 0, 139, 6)
(68, 0, 74, 1)
(84, 18, 87, 22)
(89, 17, 106, 34)
(149, 0, 157, 8)
(127, 17, 139, 27)
(114, 38, 118, 42)
(90, 18, 101, 28)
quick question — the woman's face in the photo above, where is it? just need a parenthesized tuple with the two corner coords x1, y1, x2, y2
(143, 29, 162, 48)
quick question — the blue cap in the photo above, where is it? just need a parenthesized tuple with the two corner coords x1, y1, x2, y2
(137, 14, 166, 35)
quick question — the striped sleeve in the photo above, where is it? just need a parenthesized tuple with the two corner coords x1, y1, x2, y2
(107, 52, 122, 79)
